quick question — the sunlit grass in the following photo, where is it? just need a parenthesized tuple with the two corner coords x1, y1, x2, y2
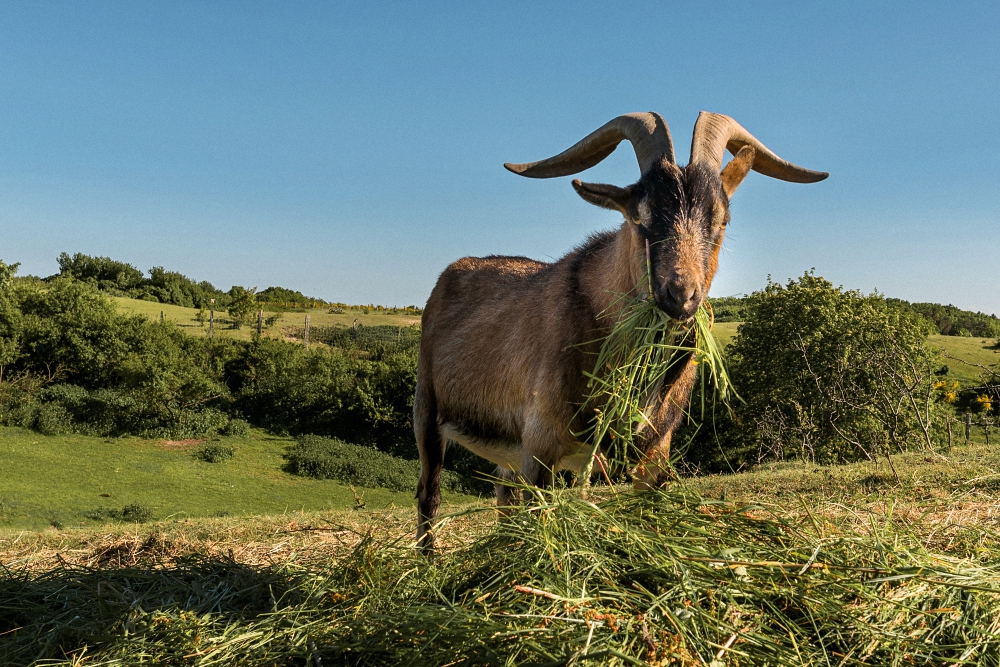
(0, 427, 476, 530)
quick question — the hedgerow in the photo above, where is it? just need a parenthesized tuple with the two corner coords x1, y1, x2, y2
(285, 435, 477, 494)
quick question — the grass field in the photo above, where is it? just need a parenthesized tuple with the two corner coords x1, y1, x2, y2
(3, 434, 999, 664)
(112, 296, 421, 342)
(0, 427, 474, 531)
(7, 430, 995, 556)
(929, 334, 1000, 383)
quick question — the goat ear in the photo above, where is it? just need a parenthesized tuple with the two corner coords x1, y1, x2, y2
(720, 146, 756, 198)
(572, 180, 632, 214)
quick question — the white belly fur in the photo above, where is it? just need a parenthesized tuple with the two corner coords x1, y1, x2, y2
(440, 422, 591, 473)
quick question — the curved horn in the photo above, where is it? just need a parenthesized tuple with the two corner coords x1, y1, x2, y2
(505, 112, 674, 179)
(690, 112, 828, 183)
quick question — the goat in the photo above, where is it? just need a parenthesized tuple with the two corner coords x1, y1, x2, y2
(415, 112, 827, 549)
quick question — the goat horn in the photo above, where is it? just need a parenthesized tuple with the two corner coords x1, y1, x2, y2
(505, 112, 674, 178)
(690, 112, 828, 183)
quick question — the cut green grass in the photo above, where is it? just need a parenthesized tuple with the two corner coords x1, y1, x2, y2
(579, 288, 734, 482)
(3, 442, 1000, 665)
(0, 427, 474, 530)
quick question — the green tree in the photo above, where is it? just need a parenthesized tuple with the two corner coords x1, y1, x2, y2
(0, 260, 23, 381)
(227, 286, 258, 329)
(56, 252, 144, 293)
(680, 273, 944, 472)
(728, 273, 941, 464)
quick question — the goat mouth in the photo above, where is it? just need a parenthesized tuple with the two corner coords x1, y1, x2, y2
(653, 298, 699, 322)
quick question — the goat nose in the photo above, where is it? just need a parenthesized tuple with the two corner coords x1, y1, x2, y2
(667, 284, 697, 308)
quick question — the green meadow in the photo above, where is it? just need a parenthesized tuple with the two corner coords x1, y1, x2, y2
(112, 295, 420, 342)
(0, 427, 474, 531)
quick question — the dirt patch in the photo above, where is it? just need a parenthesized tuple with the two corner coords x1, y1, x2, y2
(157, 438, 207, 450)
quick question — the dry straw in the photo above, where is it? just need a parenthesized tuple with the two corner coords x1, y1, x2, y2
(5, 489, 1000, 665)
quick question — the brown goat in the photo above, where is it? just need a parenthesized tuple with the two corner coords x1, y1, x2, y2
(415, 112, 827, 549)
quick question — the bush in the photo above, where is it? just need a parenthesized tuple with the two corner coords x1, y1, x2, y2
(34, 402, 73, 435)
(680, 273, 943, 471)
(221, 418, 251, 437)
(198, 443, 235, 463)
(307, 324, 421, 352)
(175, 408, 230, 439)
(285, 435, 477, 494)
(86, 502, 154, 524)
(228, 337, 422, 456)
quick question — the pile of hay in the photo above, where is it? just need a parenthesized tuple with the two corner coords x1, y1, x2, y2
(3, 488, 999, 665)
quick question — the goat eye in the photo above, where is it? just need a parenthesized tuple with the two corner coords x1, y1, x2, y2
(710, 202, 728, 227)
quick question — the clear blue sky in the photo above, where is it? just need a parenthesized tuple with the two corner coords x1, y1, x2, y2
(1, 2, 997, 313)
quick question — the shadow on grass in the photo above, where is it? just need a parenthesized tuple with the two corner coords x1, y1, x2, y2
(0, 556, 331, 665)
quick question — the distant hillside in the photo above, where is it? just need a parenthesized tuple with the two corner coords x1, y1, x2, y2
(709, 294, 998, 338)
(51, 252, 421, 314)
(44, 253, 998, 333)
(885, 299, 1000, 338)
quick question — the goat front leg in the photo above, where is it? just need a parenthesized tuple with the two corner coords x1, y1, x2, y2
(494, 466, 519, 510)
(632, 361, 697, 489)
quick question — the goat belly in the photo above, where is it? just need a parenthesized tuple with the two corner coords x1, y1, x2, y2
(440, 422, 522, 470)
(440, 421, 592, 473)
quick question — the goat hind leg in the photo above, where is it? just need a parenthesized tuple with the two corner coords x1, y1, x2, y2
(414, 384, 444, 553)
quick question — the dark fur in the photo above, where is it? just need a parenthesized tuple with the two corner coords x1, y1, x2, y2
(415, 155, 754, 551)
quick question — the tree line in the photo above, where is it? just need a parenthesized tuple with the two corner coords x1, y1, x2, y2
(710, 293, 1000, 338)
(54, 252, 369, 311)
(1, 255, 996, 487)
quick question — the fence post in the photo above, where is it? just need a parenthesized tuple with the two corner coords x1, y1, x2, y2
(304, 314, 311, 347)
(985, 416, 991, 447)
(946, 417, 953, 451)
(209, 310, 214, 337)
(257, 309, 263, 336)
(966, 413, 972, 444)
(160, 310, 164, 323)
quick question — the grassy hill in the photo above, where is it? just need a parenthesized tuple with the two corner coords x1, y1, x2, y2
(0, 427, 474, 531)
(112, 295, 421, 341)
(928, 334, 1000, 383)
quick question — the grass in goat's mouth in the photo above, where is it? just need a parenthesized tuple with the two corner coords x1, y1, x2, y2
(577, 286, 735, 482)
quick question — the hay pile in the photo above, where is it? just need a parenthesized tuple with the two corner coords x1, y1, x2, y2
(3, 488, 1000, 665)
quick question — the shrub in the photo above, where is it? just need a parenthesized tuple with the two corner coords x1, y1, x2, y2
(228, 337, 424, 456)
(285, 435, 477, 494)
(227, 286, 258, 329)
(175, 408, 230, 438)
(221, 418, 251, 437)
(34, 402, 73, 435)
(680, 273, 943, 471)
(307, 324, 421, 352)
(86, 502, 154, 524)
(198, 443, 235, 463)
